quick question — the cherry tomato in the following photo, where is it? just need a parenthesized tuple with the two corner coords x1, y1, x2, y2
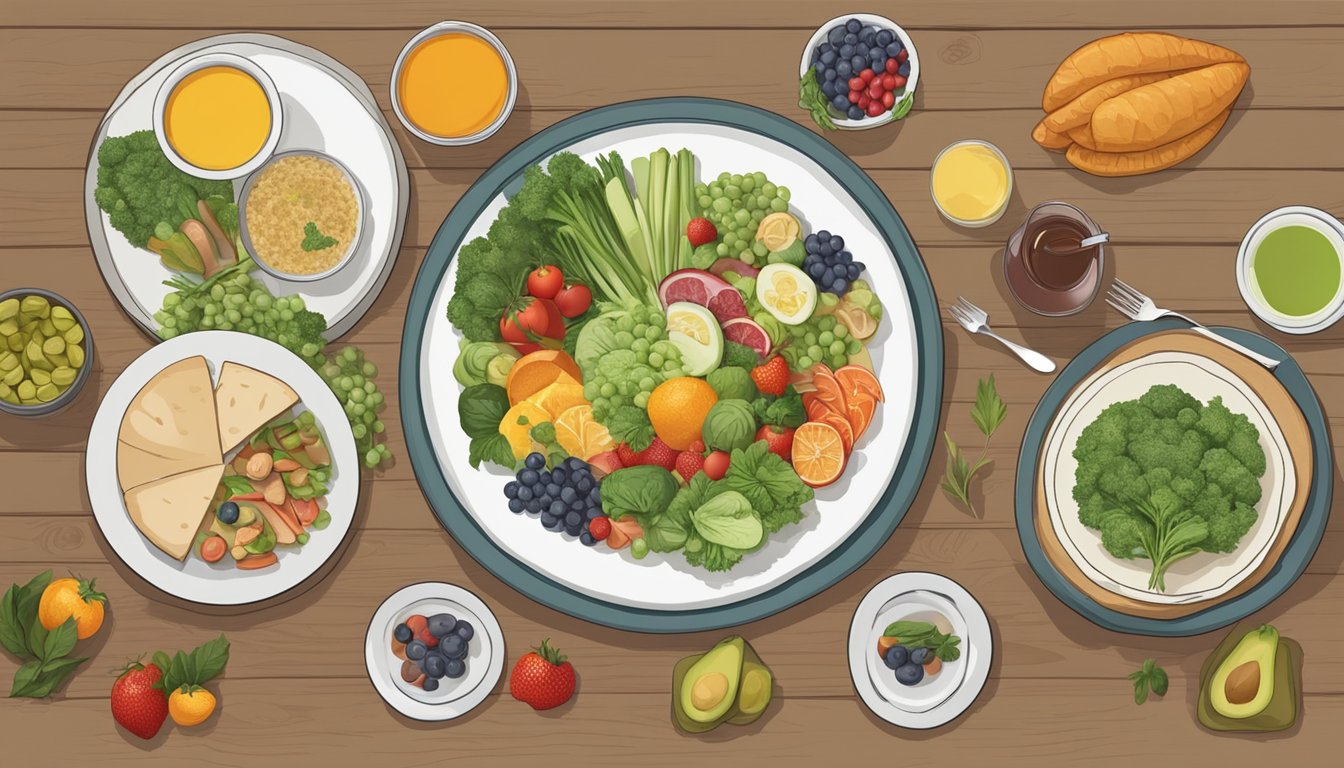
(897, 48, 909, 64)
(848, 89, 862, 104)
(859, 68, 874, 83)
(847, 76, 865, 92)
(881, 73, 897, 90)
(885, 58, 899, 75)
(867, 80, 884, 99)
(526, 265, 564, 299)
(858, 93, 871, 109)
(703, 451, 731, 481)
(500, 297, 565, 348)
(866, 100, 884, 117)
(199, 535, 227, 563)
(892, 75, 907, 89)
(554, 283, 593, 318)
(882, 90, 896, 109)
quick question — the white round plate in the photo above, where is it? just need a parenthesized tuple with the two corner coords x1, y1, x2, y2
(419, 122, 919, 612)
(84, 33, 409, 341)
(86, 332, 358, 606)
(864, 590, 968, 713)
(364, 583, 505, 721)
(798, 13, 920, 130)
(1235, 206, 1344, 335)
(849, 573, 992, 729)
(1042, 351, 1294, 604)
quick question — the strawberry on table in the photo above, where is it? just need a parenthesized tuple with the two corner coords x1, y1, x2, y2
(111, 661, 168, 740)
(752, 356, 790, 396)
(510, 639, 576, 711)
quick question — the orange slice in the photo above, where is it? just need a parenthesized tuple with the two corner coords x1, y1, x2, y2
(846, 394, 878, 443)
(835, 365, 884, 402)
(791, 421, 846, 488)
(804, 395, 854, 454)
(499, 401, 551, 460)
(554, 404, 615, 460)
(809, 363, 849, 413)
(505, 350, 582, 405)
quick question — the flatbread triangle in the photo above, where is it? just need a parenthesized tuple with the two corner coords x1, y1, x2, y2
(117, 439, 220, 493)
(123, 464, 225, 561)
(118, 356, 222, 469)
(214, 361, 300, 455)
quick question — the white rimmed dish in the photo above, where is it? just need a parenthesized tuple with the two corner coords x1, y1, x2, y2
(849, 573, 992, 729)
(864, 590, 968, 713)
(365, 583, 505, 721)
(1236, 206, 1344, 335)
(238, 150, 367, 283)
(85, 332, 358, 606)
(391, 21, 518, 146)
(798, 14, 920, 130)
(152, 52, 283, 180)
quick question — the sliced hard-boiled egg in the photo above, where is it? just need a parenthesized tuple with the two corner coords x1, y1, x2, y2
(665, 301, 724, 376)
(756, 263, 817, 325)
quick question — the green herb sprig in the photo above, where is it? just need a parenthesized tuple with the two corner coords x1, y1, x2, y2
(1129, 658, 1169, 704)
(0, 571, 89, 698)
(301, 221, 338, 252)
(942, 375, 1007, 517)
(798, 69, 837, 131)
(883, 620, 962, 663)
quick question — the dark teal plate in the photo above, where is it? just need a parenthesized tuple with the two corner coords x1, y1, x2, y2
(399, 98, 943, 633)
(1015, 319, 1332, 636)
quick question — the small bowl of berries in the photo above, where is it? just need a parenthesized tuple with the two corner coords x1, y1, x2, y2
(798, 14, 919, 131)
(365, 582, 505, 721)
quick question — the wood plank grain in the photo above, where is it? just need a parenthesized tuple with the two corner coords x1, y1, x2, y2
(7, 108, 1344, 172)
(2, 28, 1340, 112)
(1, 528, 1342, 698)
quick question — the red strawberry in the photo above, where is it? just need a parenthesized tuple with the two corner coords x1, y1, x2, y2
(616, 443, 641, 466)
(111, 661, 168, 740)
(756, 425, 796, 462)
(638, 438, 679, 471)
(587, 516, 611, 541)
(688, 438, 706, 453)
(510, 639, 576, 711)
(686, 217, 718, 248)
(752, 357, 789, 396)
(675, 450, 705, 482)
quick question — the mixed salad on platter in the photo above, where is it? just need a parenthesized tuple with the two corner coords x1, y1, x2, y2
(447, 147, 888, 573)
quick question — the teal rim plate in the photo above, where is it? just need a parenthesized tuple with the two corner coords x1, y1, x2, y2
(1015, 319, 1332, 636)
(399, 98, 943, 633)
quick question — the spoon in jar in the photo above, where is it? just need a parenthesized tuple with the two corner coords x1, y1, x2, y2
(1039, 231, 1110, 256)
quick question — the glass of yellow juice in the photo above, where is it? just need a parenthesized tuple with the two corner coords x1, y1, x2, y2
(392, 22, 518, 146)
(930, 140, 1013, 228)
(153, 52, 283, 180)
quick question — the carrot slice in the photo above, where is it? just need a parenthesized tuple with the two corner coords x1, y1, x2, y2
(267, 500, 305, 538)
(237, 552, 278, 570)
(255, 503, 298, 544)
(292, 497, 319, 526)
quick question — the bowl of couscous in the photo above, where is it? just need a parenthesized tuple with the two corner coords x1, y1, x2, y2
(238, 150, 365, 282)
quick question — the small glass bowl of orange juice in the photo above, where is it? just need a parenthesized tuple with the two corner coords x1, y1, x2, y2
(153, 52, 283, 180)
(392, 21, 517, 146)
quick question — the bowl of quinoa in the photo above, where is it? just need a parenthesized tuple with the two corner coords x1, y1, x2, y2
(239, 150, 364, 282)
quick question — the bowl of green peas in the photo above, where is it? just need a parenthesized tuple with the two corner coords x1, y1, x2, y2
(0, 288, 94, 416)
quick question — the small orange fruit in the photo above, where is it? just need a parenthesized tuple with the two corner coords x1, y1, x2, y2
(554, 404, 615, 459)
(168, 687, 218, 727)
(38, 576, 106, 639)
(647, 377, 718, 451)
(791, 421, 846, 488)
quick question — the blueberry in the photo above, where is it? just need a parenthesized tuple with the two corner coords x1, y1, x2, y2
(503, 481, 520, 499)
(445, 659, 466, 679)
(877, 29, 893, 46)
(583, 508, 602, 521)
(525, 499, 542, 514)
(828, 235, 845, 252)
(552, 468, 567, 485)
(565, 457, 586, 472)
(580, 531, 597, 546)
(393, 623, 413, 644)
(861, 29, 876, 46)
(423, 654, 447, 678)
(821, 80, 836, 99)
(821, 49, 837, 66)
(899, 61, 911, 77)
(804, 233, 819, 251)
(575, 477, 592, 494)
(831, 264, 847, 277)
(827, 26, 845, 46)
(507, 497, 525, 513)
(886, 41, 903, 57)
(852, 260, 866, 273)
(910, 647, 933, 665)
(440, 633, 467, 660)
(832, 278, 849, 293)
(454, 620, 474, 641)
(838, 43, 854, 59)
(559, 487, 576, 503)
(428, 613, 456, 637)
(549, 500, 567, 517)
(884, 645, 909, 669)
(565, 511, 582, 528)
(844, 32, 858, 45)
(869, 47, 884, 61)
(895, 663, 924, 686)
(847, 105, 864, 120)
(406, 640, 427, 661)
(588, 486, 601, 503)
(823, 67, 837, 82)
(838, 250, 852, 264)
(518, 469, 539, 486)
(835, 61, 852, 79)
(808, 262, 826, 278)
(540, 512, 558, 527)
(570, 499, 585, 512)
(421, 677, 440, 692)
(850, 55, 867, 73)
(847, 264, 862, 280)
(539, 470, 552, 485)
(538, 494, 552, 507)
(845, 18, 861, 33)
(818, 243, 833, 258)
(525, 453, 545, 470)
(818, 42, 833, 55)
(516, 485, 534, 503)
(813, 62, 825, 77)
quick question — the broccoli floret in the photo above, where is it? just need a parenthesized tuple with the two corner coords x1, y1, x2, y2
(93, 130, 233, 247)
(444, 238, 535, 341)
(1073, 384, 1267, 592)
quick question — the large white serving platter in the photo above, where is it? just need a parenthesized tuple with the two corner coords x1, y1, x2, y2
(418, 121, 919, 611)
(83, 34, 408, 341)
(86, 332, 358, 606)
(1042, 351, 1294, 604)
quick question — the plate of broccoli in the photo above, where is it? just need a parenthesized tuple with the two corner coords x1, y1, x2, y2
(1042, 353, 1294, 604)
(1016, 321, 1332, 636)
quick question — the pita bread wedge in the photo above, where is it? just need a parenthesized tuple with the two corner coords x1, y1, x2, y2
(123, 464, 224, 560)
(214, 361, 300, 455)
(118, 356, 221, 468)
(117, 440, 218, 492)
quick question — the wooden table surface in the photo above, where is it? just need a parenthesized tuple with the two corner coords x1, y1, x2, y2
(3, 1, 1343, 764)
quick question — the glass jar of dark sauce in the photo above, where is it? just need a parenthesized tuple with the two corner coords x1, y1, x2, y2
(1004, 202, 1105, 316)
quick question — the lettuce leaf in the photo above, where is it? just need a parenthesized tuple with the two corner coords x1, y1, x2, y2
(721, 441, 813, 533)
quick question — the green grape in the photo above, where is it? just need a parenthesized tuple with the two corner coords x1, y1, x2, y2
(797, 355, 813, 369)
(633, 392, 650, 408)
(648, 352, 664, 368)
(830, 340, 847, 356)
(847, 339, 862, 354)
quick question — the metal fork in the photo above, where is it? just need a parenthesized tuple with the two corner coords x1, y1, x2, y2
(948, 297, 1056, 373)
(1106, 279, 1280, 370)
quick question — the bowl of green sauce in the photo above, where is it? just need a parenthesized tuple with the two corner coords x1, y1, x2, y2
(1237, 206, 1344, 334)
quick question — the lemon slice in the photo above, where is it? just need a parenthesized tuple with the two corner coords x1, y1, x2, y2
(756, 263, 817, 325)
(756, 212, 801, 252)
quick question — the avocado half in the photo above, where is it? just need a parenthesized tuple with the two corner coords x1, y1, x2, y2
(672, 636, 774, 734)
(1197, 624, 1302, 733)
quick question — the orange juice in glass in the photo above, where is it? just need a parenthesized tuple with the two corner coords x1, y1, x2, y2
(392, 22, 517, 145)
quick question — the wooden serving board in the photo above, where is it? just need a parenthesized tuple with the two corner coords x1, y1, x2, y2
(1033, 330, 1312, 620)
